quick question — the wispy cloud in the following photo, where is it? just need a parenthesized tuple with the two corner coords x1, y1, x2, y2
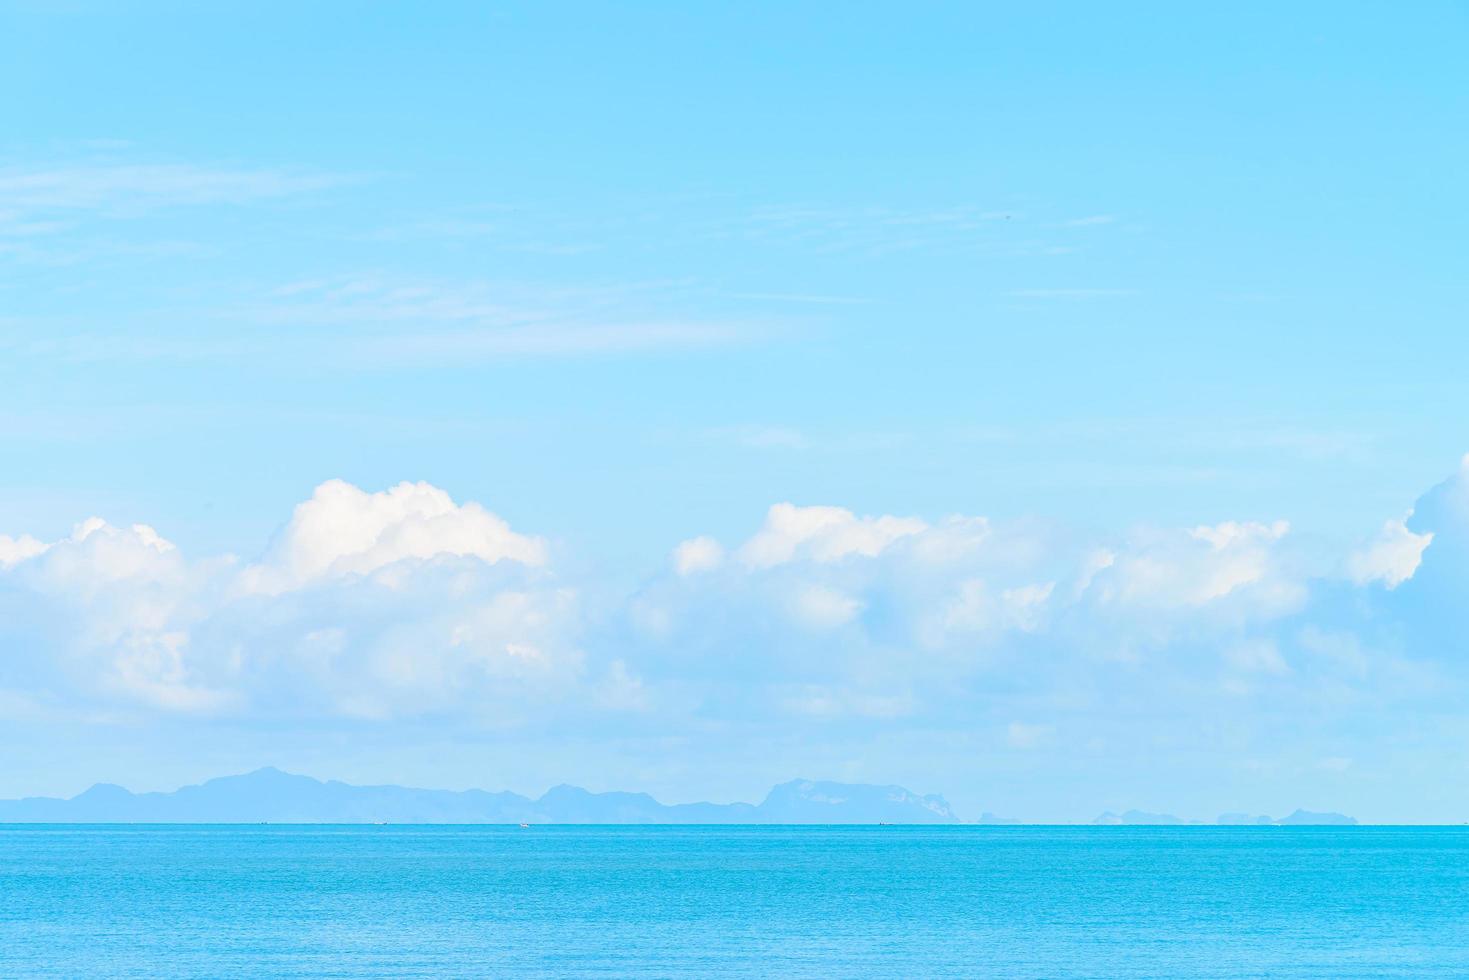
(0, 163, 349, 216)
(255, 274, 765, 360)
(0, 158, 352, 268)
(259, 275, 541, 327)
(3, 273, 770, 365)
(362, 321, 748, 360)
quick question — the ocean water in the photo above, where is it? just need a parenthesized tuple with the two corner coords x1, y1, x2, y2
(1, 825, 1467, 978)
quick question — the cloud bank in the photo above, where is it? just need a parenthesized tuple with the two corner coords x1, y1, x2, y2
(3, 459, 1469, 779)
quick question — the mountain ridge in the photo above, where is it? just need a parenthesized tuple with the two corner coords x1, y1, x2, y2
(1093, 808, 1358, 826)
(0, 769, 959, 825)
(0, 769, 1361, 825)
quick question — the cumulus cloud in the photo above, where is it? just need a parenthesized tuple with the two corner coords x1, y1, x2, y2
(1086, 520, 1299, 611)
(1348, 518, 1432, 588)
(5, 458, 1469, 757)
(622, 491, 1395, 728)
(640, 506, 1310, 672)
(0, 517, 218, 710)
(240, 479, 547, 594)
(0, 481, 569, 720)
(0, 533, 47, 568)
(736, 503, 926, 567)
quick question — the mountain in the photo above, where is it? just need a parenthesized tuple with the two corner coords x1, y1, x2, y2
(0, 769, 957, 825)
(1217, 810, 1358, 826)
(1094, 808, 1360, 826)
(1274, 809, 1357, 826)
(0, 770, 1364, 825)
(975, 812, 1023, 825)
(757, 779, 957, 823)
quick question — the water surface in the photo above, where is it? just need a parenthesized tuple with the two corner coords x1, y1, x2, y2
(2, 825, 1466, 977)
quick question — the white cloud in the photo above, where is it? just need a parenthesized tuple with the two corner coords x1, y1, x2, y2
(0, 163, 344, 215)
(363, 322, 744, 359)
(672, 536, 724, 575)
(240, 479, 546, 594)
(255, 276, 754, 361)
(940, 580, 1054, 636)
(904, 516, 994, 565)
(788, 584, 862, 630)
(0, 533, 46, 568)
(1085, 520, 1301, 612)
(736, 503, 926, 568)
(0, 517, 217, 710)
(6, 457, 1469, 755)
(1348, 517, 1432, 589)
(633, 499, 1321, 714)
(0, 481, 572, 720)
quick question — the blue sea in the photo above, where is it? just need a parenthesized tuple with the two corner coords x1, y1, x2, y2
(2, 825, 1467, 978)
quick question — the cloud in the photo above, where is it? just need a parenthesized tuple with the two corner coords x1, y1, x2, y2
(239, 479, 546, 594)
(671, 536, 724, 575)
(941, 580, 1054, 636)
(251, 275, 757, 361)
(0, 481, 571, 720)
(0, 157, 349, 266)
(364, 322, 743, 359)
(736, 503, 927, 568)
(0, 533, 46, 568)
(1348, 517, 1432, 589)
(6, 456, 1469, 783)
(0, 163, 345, 217)
(0, 517, 220, 711)
(788, 584, 863, 630)
(1086, 520, 1303, 612)
(624, 497, 1325, 724)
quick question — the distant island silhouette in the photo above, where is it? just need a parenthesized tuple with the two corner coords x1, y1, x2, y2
(1093, 809, 1357, 826)
(0, 769, 959, 824)
(0, 768, 1359, 825)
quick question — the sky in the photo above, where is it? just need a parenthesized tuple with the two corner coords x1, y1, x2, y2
(1, 1, 1468, 822)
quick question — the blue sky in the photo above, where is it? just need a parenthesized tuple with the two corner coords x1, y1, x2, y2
(2, 2, 1468, 821)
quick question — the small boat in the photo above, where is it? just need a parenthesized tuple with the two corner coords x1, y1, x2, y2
(519, 822, 530, 828)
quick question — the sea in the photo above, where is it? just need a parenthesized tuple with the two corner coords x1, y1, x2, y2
(1, 824, 1466, 978)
